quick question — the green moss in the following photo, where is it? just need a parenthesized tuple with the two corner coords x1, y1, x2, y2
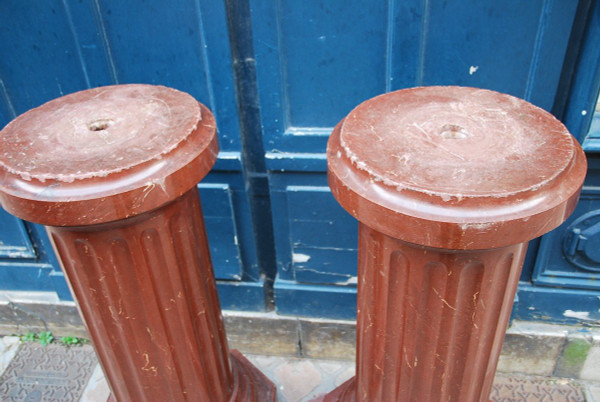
(563, 339, 591, 368)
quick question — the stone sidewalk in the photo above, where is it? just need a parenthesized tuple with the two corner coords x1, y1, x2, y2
(1, 336, 599, 401)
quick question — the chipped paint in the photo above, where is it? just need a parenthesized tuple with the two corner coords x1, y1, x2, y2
(563, 310, 591, 320)
(336, 276, 358, 285)
(292, 253, 311, 263)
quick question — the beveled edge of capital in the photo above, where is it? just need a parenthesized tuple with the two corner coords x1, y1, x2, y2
(327, 116, 587, 250)
(0, 98, 218, 227)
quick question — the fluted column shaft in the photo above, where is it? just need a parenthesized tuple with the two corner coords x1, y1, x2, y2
(48, 189, 232, 401)
(323, 86, 586, 402)
(355, 224, 526, 402)
(0, 84, 275, 402)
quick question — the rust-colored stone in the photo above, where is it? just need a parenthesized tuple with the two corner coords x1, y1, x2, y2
(324, 86, 587, 401)
(0, 84, 275, 401)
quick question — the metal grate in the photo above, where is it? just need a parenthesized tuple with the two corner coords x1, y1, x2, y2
(0, 343, 97, 401)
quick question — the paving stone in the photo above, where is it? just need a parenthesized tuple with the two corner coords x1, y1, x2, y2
(580, 342, 600, 381)
(585, 383, 600, 402)
(491, 375, 585, 402)
(334, 366, 356, 387)
(0, 336, 20, 377)
(309, 361, 354, 400)
(314, 361, 346, 375)
(0, 342, 97, 401)
(246, 354, 286, 372)
(498, 332, 565, 376)
(274, 359, 322, 402)
(299, 319, 355, 360)
(79, 364, 110, 402)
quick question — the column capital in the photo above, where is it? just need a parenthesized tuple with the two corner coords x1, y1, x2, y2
(0, 84, 218, 226)
(327, 86, 587, 249)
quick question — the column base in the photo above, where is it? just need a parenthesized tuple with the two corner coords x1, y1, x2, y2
(320, 376, 356, 401)
(229, 349, 277, 401)
(107, 350, 276, 402)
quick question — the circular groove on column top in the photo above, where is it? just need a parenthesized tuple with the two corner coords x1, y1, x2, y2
(339, 86, 573, 198)
(0, 84, 203, 183)
(327, 86, 587, 249)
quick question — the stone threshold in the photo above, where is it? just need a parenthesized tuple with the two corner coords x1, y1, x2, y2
(0, 297, 598, 382)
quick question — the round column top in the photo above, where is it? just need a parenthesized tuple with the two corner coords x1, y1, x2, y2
(327, 86, 587, 249)
(0, 84, 218, 226)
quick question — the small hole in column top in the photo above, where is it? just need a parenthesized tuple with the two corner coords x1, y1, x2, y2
(88, 119, 114, 132)
(440, 124, 470, 139)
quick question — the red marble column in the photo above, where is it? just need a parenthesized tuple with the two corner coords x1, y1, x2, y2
(0, 85, 275, 401)
(323, 86, 587, 402)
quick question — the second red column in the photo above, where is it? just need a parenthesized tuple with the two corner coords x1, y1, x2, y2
(323, 86, 587, 401)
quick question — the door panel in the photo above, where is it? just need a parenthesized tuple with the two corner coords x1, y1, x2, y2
(286, 186, 357, 285)
(0, 2, 91, 120)
(251, 0, 578, 158)
(0, 0, 240, 152)
(199, 184, 243, 280)
(0, 210, 55, 293)
(0, 208, 36, 259)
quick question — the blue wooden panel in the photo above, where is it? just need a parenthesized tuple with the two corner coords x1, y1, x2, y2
(274, 278, 357, 319)
(0, 262, 55, 292)
(270, 173, 359, 314)
(587, 112, 600, 144)
(217, 280, 267, 311)
(0, 208, 36, 259)
(251, 0, 578, 163)
(270, 173, 358, 282)
(250, 0, 386, 154)
(514, 283, 600, 325)
(201, 171, 262, 285)
(198, 184, 243, 280)
(0, 0, 241, 153)
(0, 222, 59, 293)
(0, 2, 91, 125)
(86, 0, 241, 151)
(278, 1, 387, 128)
(0, 88, 13, 129)
(199, 172, 268, 309)
(286, 186, 357, 284)
(417, 0, 576, 110)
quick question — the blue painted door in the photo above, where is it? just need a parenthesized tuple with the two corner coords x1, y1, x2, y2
(1, 1, 599, 322)
(249, 0, 600, 321)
